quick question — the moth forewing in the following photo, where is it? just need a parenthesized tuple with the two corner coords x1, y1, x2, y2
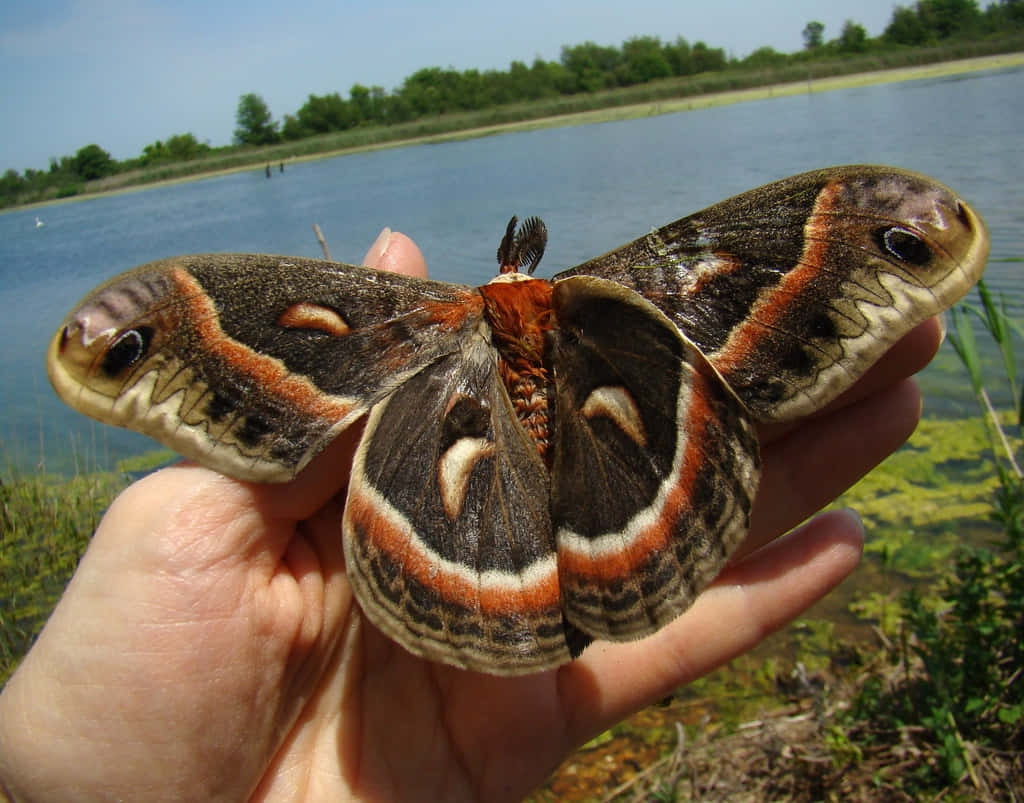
(555, 166, 989, 423)
(49, 254, 484, 481)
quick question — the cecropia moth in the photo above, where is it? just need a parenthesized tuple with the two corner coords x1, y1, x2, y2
(49, 166, 989, 674)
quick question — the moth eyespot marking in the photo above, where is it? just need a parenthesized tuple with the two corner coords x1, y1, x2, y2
(100, 327, 153, 378)
(438, 436, 495, 520)
(878, 226, 932, 266)
(277, 303, 351, 336)
(580, 386, 646, 447)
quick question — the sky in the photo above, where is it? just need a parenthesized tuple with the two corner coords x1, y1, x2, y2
(1, 0, 910, 174)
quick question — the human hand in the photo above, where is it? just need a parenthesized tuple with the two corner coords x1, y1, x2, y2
(0, 229, 940, 802)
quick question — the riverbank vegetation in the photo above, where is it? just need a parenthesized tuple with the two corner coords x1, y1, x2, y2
(0, 469, 127, 680)
(3, 0, 1024, 209)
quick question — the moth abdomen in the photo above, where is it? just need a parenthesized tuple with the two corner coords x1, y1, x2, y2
(479, 275, 558, 459)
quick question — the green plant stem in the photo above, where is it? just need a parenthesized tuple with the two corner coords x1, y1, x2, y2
(980, 387, 1023, 477)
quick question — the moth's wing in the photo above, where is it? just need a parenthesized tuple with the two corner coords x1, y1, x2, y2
(548, 276, 760, 640)
(555, 165, 989, 421)
(344, 337, 575, 674)
(48, 254, 481, 481)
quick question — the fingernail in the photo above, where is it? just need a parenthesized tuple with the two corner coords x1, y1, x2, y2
(363, 227, 392, 267)
(936, 311, 948, 344)
(840, 507, 864, 531)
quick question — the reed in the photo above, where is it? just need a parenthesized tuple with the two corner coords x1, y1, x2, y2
(0, 467, 128, 685)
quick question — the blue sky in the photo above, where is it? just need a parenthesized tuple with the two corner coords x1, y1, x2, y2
(1, 0, 908, 173)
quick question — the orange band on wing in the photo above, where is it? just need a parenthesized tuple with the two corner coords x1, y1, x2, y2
(557, 369, 716, 580)
(712, 179, 840, 375)
(171, 268, 356, 422)
(347, 484, 562, 615)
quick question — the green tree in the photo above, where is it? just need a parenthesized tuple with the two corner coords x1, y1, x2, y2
(72, 144, 115, 180)
(663, 37, 694, 75)
(234, 93, 280, 146)
(803, 20, 825, 49)
(982, 0, 1024, 29)
(885, 4, 932, 43)
(529, 58, 571, 96)
(279, 114, 305, 141)
(1000, 0, 1024, 26)
(617, 36, 672, 85)
(560, 41, 621, 92)
(368, 86, 389, 119)
(691, 41, 727, 73)
(141, 140, 168, 164)
(381, 92, 414, 124)
(294, 92, 354, 134)
(887, 0, 983, 41)
(454, 68, 490, 110)
(400, 67, 454, 114)
(349, 83, 379, 124)
(498, 61, 532, 103)
(0, 169, 25, 204)
(918, 0, 982, 37)
(165, 133, 208, 160)
(743, 46, 788, 68)
(838, 20, 870, 52)
(142, 133, 209, 164)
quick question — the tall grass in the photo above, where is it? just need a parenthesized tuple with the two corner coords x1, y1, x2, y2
(837, 281, 1024, 796)
(0, 468, 128, 685)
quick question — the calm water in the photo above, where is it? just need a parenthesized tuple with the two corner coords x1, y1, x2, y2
(2, 66, 1022, 473)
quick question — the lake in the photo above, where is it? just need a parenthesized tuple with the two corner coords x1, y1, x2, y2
(1, 64, 1022, 474)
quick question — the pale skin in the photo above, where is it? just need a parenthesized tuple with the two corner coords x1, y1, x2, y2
(0, 229, 943, 803)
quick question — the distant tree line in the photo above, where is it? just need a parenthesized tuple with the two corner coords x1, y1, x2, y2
(230, 37, 729, 146)
(0, 133, 213, 207)
(230, 0, 1024, 144)
(4, 0, 1022, 208)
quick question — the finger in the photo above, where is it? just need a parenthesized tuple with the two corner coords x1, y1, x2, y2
(250, 229, 430, 520)
(560, 509, 864, 744)
(743, 377, 922, 557)
(760, 316, 943, 445)
(362, 228, 428, 278)
(741, 316, 943, 556)
(95, 229, 431, 549)
(834, 316, 943, 412)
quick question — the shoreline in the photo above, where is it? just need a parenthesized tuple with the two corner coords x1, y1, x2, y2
(16, 51, 1024, 212)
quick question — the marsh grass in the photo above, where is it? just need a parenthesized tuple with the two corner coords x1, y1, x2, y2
(0, 467, 129, 685)
(841, 280, 1024, 795)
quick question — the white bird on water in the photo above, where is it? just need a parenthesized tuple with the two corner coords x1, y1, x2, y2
(35, 216, 44, 228)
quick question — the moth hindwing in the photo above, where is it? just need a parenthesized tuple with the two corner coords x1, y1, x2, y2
(49, 165, 989, 675)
